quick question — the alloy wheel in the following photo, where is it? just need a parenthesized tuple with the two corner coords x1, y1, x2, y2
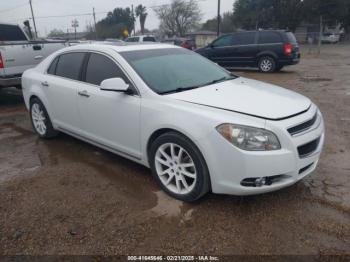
(260, 59, 273, 72)
(154, 143, 197, 195)
(31, 103, 47, 135)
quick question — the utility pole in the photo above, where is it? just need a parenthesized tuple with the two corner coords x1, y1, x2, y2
(29, 0, 38, 38)
(72, 19, 79, 40)
(132, 4, 135, 36)
(217, 0, 221, 36)
(318, 15, 323, 54)
(93, 7, 97, 39)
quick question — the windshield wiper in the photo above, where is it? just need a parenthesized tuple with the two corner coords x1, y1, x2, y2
(159, 75, 237, 95)
(159, 86, 200, 95)
(203, 75, 237, 86)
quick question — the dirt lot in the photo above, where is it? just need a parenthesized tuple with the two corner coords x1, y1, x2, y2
(0, 45, 349, 256)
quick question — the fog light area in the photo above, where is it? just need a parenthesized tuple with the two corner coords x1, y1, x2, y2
(240, 175, 290, 187)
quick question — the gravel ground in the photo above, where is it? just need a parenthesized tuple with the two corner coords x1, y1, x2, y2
(0, 45, 349, 256)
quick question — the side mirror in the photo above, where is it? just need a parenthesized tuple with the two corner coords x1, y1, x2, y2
(100, 78, 130, 93)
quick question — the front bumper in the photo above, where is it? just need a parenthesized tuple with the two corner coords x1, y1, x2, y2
(0, 76, 21, 88)
(199, 104, 324, 195)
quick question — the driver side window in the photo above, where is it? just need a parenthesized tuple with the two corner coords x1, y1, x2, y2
(212, 35, 233, 47)
(84, 53, 129, 86)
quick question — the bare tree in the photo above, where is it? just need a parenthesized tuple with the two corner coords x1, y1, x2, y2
(154, 0, 202, 36)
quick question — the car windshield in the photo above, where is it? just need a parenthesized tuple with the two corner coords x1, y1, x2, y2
(120, 48, 236, 94)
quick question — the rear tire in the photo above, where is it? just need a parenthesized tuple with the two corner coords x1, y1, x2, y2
(149, 132, 210, 202)
(258, 56, 276, 73)
(30, 98, 58, 139)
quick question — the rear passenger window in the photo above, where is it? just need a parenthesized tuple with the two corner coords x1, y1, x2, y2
(286, 32, 297, 44)
(85, 53, 128, 86)
(55, 52, 85, 80)
(258, 32, 282, 44)
(0, 24, 27, 41)
(47, 57, 59, 75)
(232, 32, 256, 45)
(126, 37, 139, 42)
(212, 35, 232, 47)
(143, 36, 156, 42)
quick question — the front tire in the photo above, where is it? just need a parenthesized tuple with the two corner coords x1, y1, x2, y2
(30, 98, 58, 138)
(149, 132, 210, 202)
(258, 56, 276, 73)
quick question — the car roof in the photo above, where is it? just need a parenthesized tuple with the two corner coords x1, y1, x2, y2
(226, 30, 290, 34)
(127, 35, 155, 38)
(61, 43, 179, 53)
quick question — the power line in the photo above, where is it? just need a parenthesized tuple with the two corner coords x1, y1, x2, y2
(2, 0, 212, 32)
(33, 11, 108, 19)
(3, 0, 208, 22)
(0, 1, 28, 14)
(6, 11, 109, 22)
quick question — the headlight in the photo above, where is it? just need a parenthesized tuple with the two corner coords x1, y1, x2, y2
(216, 124, 281, 151)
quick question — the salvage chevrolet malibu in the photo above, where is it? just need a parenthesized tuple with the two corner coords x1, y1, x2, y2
(22, 43, 325, 202)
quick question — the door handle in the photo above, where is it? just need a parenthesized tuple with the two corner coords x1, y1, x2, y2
(78, 90, 90, 97)
(41, 81, 49, 87)
(33, 45, 42, 51)
(34, 55, 44, 60)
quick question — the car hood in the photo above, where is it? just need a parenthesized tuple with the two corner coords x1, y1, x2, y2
(166, 77, 311, 120)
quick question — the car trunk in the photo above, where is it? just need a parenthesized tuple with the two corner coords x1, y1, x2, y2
(286, 32, 300, 59)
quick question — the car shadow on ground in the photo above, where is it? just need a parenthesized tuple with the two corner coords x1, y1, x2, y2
(42, 131, 312, 209)
(0, 87, 24, 106)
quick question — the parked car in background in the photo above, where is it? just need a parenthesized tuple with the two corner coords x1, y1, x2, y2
(22, 43, 324, 201)
(125, 35, 157, 43)
(196, 30, 300, 73)
(105, 38, 124, 43)
(161, 38, 184, 46)
(321, 33, 340, 44)
(0, 23, 69, 88)
(180, 39, 196, 50)
(161, 38, 196, 50)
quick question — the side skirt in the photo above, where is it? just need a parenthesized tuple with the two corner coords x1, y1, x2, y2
(57, 126, 148, 167)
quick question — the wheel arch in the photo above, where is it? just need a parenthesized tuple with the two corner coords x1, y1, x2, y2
(146, 127, 212, 192)
(256, 51, 278, 65)
(146, 128, 189, 163)
(29, 94, 40, 104)
(28, 93, 55, 126)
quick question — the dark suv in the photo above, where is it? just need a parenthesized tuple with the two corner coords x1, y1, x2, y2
(196, 30, 300, 73)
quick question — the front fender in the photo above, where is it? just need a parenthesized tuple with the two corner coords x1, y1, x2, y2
(140, 99, 217, 166)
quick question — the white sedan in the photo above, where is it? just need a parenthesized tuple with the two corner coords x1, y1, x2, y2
(22, 43, 325, 202)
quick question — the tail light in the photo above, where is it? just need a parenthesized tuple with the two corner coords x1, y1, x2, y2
(0, 52, 4, 69)
(284, 43, 292, 56)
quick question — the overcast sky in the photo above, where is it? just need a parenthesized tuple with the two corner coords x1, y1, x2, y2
(0, 0, 235, 36)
